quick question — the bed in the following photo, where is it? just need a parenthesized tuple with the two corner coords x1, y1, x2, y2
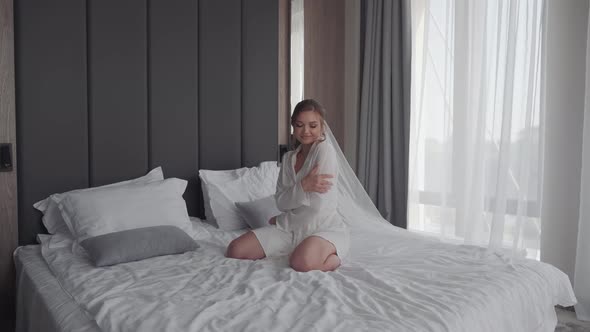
(16, 214, 576, 332)
(15, 1, 577, 328)
(15, 0, 578, 328)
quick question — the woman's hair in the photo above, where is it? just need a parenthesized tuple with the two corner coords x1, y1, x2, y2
(291, 99, 326, 125)
(291, 99, 326, 149)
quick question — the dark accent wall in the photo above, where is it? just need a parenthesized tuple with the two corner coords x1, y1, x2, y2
(242, 1, 280, 166)
(149, 0, 200, 221)
(89, 0, 149, 187)
(199, 0, 242, 170)
(15, 0, 279, 245)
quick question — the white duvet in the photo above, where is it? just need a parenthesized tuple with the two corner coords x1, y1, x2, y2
(39, 218, 576, 332)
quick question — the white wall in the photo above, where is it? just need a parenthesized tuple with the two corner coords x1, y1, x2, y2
(541, 0, 589, 283)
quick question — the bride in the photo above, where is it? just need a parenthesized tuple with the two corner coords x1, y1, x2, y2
(226, 99, 349, 272)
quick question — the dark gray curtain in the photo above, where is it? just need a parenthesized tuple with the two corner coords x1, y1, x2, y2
(357, 0, 411, 228)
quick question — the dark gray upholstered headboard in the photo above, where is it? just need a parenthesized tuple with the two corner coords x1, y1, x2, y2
(15, 0, 279, 245)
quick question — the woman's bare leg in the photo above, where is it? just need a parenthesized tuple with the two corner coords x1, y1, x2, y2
(226, 231, 266, 260)
(289, 236, 341, 272)
(322, 254, 342, 271)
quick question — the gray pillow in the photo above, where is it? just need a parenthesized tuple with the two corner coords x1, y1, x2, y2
(80, 226, 198, 267)
(235, 195, 282, 229)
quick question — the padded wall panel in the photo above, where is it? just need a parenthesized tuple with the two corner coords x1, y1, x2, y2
(242, 0, 279, 167)
(198, 0, 242, 170)
(15, 0, 280, 243)
(149, 0, 200, 217)
(15, 0, 88, 244)
(88, 0, 148, 186)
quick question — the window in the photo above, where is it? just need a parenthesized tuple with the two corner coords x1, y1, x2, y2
(409, 0, 545, 259)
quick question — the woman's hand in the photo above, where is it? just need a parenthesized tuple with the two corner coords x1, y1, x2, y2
(301, 165, 334, 193)
(269, 216, 277, 225)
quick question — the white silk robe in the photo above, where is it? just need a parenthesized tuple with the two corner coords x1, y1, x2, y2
(274, 140, 346, 239)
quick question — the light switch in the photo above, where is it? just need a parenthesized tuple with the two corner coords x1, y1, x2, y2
(0, 143, 13, 172)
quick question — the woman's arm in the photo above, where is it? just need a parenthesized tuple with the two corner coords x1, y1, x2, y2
(274, 148, 335, 212)
(308, 142, 339, 211)
(274, 152, 310, 211)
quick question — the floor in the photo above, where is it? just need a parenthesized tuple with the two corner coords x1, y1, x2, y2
(1, 308, 588, 331)
(556, 307, 590, 332)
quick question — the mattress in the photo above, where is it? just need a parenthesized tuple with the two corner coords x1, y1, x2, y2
(22, 218, 576, 332)
(14, 245, 100, 332)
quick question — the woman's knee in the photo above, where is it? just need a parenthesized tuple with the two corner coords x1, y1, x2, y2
(323, 254, 341, 271)
(290, 236, 338, 272)
(290, 254, 318, 272)
(226, 232, 265, 260)
(225, 239, 243, 259)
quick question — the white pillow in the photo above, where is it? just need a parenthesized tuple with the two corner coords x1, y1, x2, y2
(33, 167, 164, 235)
(235, 196, 281, 229)
(199, 167, 250, 225)
(58, 177, 191, 242)
(199, 161, 280, 230)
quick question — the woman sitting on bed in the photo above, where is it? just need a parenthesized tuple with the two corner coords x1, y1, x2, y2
(226, 99, 349, 272)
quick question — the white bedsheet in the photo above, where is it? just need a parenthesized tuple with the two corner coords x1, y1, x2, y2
(39, 218, 576, 332)
(14, 245, 100, 332)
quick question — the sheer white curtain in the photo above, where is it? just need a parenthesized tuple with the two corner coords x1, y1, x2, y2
(290, 0, 304, 113)
(409, 0, 545, 258)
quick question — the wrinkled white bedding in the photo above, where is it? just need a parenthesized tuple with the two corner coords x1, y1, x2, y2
(39, 218, 576, 332)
